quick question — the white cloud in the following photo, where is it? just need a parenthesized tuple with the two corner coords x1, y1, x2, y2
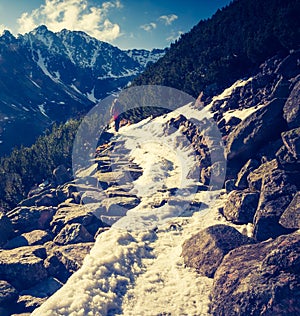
(0, 24, 7, 35)
(159, 14, 178, 26)
(17, 0, 122, 42)
(166, 30, 183, 43)
(140, 22, 157, 32)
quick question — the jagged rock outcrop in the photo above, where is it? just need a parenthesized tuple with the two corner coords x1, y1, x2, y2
(210, 232, 300, 316)
(181, 224, 254, 278)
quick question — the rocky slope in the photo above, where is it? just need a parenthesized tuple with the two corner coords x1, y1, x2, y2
(0, 26, 165, 155)
(0, 50, 299, 315)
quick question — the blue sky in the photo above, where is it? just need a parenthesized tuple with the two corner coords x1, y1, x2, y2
(0, 0, 231, 50)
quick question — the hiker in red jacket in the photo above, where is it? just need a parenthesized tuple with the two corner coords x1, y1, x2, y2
(110, 98, 122, 132)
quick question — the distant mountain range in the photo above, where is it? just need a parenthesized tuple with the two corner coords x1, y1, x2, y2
(0, 26, 165, 155)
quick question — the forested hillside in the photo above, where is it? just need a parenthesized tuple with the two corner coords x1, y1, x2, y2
(133, 0, 300, 97)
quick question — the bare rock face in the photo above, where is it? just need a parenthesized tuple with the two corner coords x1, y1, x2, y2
(223, 190, 259, 224)
(226, 98, 287, 171)
(279, 192, 300, 229)
(253, 169, 297, 241)
(210, 232, 300, 316)
(181, 224, 254, 278)
(283, 79, 300, 129)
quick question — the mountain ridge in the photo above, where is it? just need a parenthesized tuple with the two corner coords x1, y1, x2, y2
(0, 26, 165, 155)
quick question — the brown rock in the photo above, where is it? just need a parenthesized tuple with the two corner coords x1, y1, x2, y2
(210, 232, 300, 316)
(0, 246, 48, 290)
(181, 224, 254, 278)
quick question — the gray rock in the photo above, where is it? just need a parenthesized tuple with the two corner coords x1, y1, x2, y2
(254, 169, 297, 241)
(6, 206, 56, 233)
(0, 280, 18, 306)
(283, 79, 300, 128)
(210, 232, 300, 316)
(0, 246, 48, 290)
(53, 223, 94, 245)
(223, 190, 259, 224)
(279, 192, 300, 229)
(4, 230, 53, 249)
(181, 224, 254, 278)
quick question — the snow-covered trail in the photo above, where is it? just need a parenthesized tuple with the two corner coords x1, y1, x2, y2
(33, 103, 229, 316)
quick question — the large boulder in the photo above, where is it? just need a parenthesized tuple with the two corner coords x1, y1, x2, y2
(0, 246, 48, 290)
(254, 169, 297, 241)
(226, 98, 287, 171)
(210, 232, 300, 316)
(279, 192, 300, 229)
(181, 224, 254, 278)
(44, 243, 93, 282)
(6, 206, 56, 233)
(223, 190, 259, 224)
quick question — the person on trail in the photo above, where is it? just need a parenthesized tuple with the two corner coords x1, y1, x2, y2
(110, 98, 122, 132)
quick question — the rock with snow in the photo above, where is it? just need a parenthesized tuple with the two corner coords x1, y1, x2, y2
(223, 190, 259, 224)
(210, 231, 300, 316)
(181, 224, 254, 278)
